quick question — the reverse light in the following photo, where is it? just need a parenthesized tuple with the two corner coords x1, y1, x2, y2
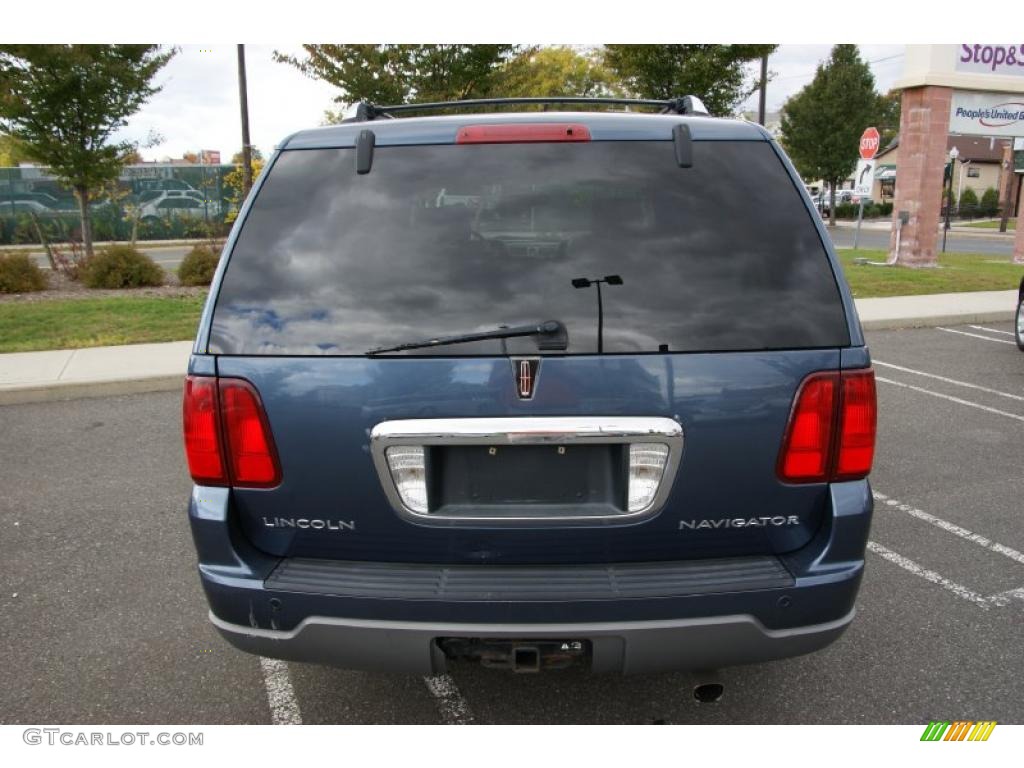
(778, 369, 876, 484)
(384, 445, 429, 513)
(627, 443, 670, 512)
(182, 376, 281, 488)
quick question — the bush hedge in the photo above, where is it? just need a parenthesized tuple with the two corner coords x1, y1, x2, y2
(959, 188, 979, 209)
(0, 251, 48, 293)
(177, 245, 219, 286)
(81, 245, 164, 289)
(980, 187, 1001, 217)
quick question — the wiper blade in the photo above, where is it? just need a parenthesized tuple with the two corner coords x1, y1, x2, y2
(367, 320, 568, 355)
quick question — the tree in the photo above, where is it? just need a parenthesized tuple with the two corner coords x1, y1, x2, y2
(275, 45, 523, 107)
(224, 149, 266, 222)
(602, 45, 777, 115)
(876, 90, 901, 149)
(0, 45, 174, 257)
(500, 47, 621, 100)
(779, 45, 881, 227)
(0, 132, 29, 165)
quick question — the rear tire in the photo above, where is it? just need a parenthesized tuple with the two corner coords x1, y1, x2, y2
(1016, 296, 1024, 351)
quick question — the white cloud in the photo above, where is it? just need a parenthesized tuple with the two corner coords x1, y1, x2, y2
(741, 44, 906, 113)
(116, 45, 339, 161)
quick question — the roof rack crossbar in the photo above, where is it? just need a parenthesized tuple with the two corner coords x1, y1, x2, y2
(346, 96, 710, 122)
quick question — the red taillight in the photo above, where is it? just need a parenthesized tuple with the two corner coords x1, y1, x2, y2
(219, 379, 281, 487)
(778, 369, 876, 484)
(182, 375, 281, 488)
(455, 123, 591, 144)
(779, 373, 837, 482)
(183, 376, 226, 485)
(834, 369, 877, 480)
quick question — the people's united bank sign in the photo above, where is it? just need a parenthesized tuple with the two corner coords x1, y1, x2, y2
(949, 45, 1024, 137)
(950, 92, 1024, 136)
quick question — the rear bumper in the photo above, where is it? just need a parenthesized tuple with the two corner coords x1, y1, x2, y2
(191, 480, 873, 673)
(210, 607, 855, 675)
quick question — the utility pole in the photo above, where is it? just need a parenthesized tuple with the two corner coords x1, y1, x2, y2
(999, 140, 1013, 234)
(237, 44, 253, 197)
(757, 53, 768, 125)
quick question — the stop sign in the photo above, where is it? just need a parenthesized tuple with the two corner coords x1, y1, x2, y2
(859, 127, 880, 160)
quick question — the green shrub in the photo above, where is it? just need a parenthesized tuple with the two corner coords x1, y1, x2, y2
(178, 245, 219, 286)
(0, 251, 48, 293)
(81, 244, 164, 289)
(959, 188, 979, 208)
(980, 187, 1001, 217)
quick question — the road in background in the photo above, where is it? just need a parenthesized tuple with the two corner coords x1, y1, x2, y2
(1, 321, 1022, 724)
(828, 227, 1015, 255)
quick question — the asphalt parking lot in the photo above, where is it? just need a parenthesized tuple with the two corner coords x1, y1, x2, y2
(1, 321, 1022, 725)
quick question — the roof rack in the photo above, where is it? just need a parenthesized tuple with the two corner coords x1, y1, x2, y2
(346, 96, 710, 122)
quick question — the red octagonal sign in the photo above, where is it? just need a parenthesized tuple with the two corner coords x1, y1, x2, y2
(859, 127, 880, 160)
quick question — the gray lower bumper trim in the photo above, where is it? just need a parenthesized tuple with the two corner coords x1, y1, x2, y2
(210, 608, 856, 675)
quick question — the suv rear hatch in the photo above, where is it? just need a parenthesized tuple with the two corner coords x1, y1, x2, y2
(199, 125, 855, 565)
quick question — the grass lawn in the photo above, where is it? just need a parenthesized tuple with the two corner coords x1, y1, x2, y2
(962, 219, 1016, 230)
(839, 250, 1024, 299)
(0, 294, 206, 354)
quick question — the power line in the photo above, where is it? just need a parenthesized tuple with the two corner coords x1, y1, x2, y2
(770, 52, 904, 82)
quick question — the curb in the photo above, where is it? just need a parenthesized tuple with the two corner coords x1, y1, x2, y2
(7, 239, 209, 254)
(0, 374, 183, 406)
(858, 309, 1016, 331)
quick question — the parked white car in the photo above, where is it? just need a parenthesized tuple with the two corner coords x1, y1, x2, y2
(139, 190, 221, 220)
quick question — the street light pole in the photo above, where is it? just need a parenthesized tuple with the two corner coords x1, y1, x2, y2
(571, 275, 623, 354)
(237, 44, 253, 197)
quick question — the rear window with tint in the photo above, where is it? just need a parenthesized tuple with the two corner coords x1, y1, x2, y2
(209, 141, 849, 356)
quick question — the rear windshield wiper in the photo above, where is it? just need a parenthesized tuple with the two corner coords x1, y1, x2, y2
(367, 320, 568, 355)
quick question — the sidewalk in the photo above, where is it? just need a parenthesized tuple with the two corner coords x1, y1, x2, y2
(0, 291, 1018, 405)
(0, 341, 193, 404)
(830, 219, 1016, 237)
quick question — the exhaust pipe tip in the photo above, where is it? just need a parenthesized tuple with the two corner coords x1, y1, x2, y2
(692, 682, 724, 704)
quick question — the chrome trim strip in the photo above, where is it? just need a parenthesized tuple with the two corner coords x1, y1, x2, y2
(370, 416, 683, 524)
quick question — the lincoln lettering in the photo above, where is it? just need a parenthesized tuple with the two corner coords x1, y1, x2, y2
(262, 517, 355, 531)
(679, 516, 800, 531)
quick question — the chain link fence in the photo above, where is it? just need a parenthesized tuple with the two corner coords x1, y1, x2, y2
(0, 163, 234, 246)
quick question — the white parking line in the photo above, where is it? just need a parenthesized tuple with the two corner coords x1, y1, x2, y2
(968, 325, 1016, 338)
(936, 326, 1016, 345)
(988, 587, 1024, 608)
(259, 657, 302, 725)
(873, 492, 1024, 566)
(873, 360, 1024, 402)
(423, 674, 475, 725)
(876, 376, 1024, 423)
(867, 541, 992, 609)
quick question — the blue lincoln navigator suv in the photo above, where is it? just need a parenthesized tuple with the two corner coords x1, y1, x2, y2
(184, 96, 876, 680)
